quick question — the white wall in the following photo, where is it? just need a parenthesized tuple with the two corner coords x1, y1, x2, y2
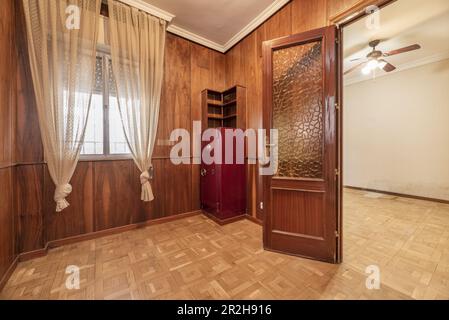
(343, 59, 449, 201)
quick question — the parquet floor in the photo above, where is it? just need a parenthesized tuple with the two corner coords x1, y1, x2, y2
(2, 189, 449, 300)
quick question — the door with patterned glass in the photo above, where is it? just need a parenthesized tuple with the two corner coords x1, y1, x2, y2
(262, 26, 341, 263)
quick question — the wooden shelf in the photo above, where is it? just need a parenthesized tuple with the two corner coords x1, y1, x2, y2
(207, 114, 223, 119)
(207, 100, 223, 106)
(202, 86, 246, 130)
(222, 99, 236, 106)
(207, 114, 237, 120)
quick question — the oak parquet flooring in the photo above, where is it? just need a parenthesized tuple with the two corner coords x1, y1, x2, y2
(2, 189, 449, 300)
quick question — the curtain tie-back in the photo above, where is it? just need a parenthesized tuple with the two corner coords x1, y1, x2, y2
(140, 170, 154, 202)
(54, 183, 72, 212)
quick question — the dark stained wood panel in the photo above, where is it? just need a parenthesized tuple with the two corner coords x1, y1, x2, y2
(327, 0, 362, 20)
(0, 168, 15, 282)
(164, 160, 192, 216)
(94, 160, 135, 231)
(292, 0, 328, 34)
(0, 0, 15, 167)
(272, 189, 325, 238)
(44, 162, 94, 242)
(211, 51, 226, 91)
(14, 0, 43, 164)
(154, 33, 192, 158)
(264, 2, 292, 41)
(15, 165, 44, 252)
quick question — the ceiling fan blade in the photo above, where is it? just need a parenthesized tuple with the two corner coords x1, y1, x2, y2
(344, 61, 367, 75)
(383, 44, 421, 57)
(383, 62, 396, 72)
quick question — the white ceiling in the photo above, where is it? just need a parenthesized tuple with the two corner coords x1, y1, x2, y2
(344, 0, 449, 84)
(142, 0, 290, 52)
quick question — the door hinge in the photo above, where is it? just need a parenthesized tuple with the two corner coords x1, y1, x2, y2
(335, 230, 340, 238)
(335, 102, 340, 110)
(335, 169, 340, 176)
(259, 202, 264, 210)
(335, 38, 340, 44)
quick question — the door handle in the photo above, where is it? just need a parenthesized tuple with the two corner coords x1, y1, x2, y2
(200, 168, 207, 176)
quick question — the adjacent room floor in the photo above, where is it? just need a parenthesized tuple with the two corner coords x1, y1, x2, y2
(1, 188, 449, 300)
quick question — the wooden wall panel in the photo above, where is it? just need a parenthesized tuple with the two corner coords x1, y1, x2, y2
(94, 160, 135, 231)
(0, 168, 14, 282)
(164, 160, 192, 216)
(264, 2, 292, 41)
(0, 0, 15, 168)
(44, 162, 94, 242)
(327, 0, 362, 19)
(190, 44, 211, 211)
(0, 0, 17, 287)
(155, 33, 192, 158)
(15, 165, 44, 252)
(14, 0, 43, 164)
(292, 0, 328, 33)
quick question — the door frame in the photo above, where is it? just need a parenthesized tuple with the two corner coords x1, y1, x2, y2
(329, 0, 397, 262)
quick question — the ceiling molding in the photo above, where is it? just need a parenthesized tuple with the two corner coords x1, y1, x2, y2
(166, 0, 291, 53)
(118, 0, 175, 22)
(223, 0, 291, 51)
(344, 51, 449, 86)
(166, 24, 225, 52)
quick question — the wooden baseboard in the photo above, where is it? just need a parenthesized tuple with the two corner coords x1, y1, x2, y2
(0, 256, 18, 291)
(345, 186, 449, 205)
(202, 211, 247, 225)
(18, 210, 202, 263)
(245, 214, 263, 226)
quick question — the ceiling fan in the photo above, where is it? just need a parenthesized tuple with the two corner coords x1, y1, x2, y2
(344, 40, 421, 76)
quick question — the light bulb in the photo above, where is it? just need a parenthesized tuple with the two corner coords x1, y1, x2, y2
(367, 59, 379, 70)
(362, 66, 371, 75)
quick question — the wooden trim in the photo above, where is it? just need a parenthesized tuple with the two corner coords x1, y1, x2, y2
(0, 256, 19, 291)
(18, 247, 48, 262)
(202, 211, 246, 226)
(345, 186, 449, 205)
(328, 0, 397, 26)
(245, 214, 263, 226)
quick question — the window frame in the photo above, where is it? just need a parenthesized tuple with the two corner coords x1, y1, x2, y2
(80, 45, 132, 161)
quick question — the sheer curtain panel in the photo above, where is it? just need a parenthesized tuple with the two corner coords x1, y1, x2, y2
(108, 0, 166, 201)
(22, 0, 101, 211)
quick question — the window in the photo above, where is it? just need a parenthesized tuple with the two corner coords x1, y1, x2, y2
(81, 52, 130, 156)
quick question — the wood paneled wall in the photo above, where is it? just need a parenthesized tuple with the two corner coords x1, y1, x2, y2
(12, 1, 226, 256)
(1, 0, 365, 284)
(0, 0, 17, 287)
(224, 0, 361, 220)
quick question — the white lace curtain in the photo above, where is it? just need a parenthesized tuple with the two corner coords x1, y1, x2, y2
(23, 0, 101, 211)
(108, 0, 166, 201)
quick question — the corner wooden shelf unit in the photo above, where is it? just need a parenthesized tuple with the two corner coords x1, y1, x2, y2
(201, 85, 246, 131)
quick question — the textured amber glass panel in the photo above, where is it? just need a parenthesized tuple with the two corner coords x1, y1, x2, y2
(272, 41, 323, 178)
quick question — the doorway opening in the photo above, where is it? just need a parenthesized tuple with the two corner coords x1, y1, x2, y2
(340, 0, 449, 297)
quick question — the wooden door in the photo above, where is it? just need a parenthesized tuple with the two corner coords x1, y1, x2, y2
(262, 26, 341, 263)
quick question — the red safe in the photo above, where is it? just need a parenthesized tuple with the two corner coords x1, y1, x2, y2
(200, 127, 247, 221)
